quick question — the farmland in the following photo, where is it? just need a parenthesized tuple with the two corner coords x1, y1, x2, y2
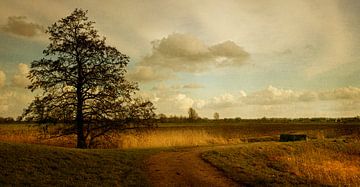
(2, 1, 360, 186)
(0, 121, 359, 186)
(1, 121, 359, 149)
(0, 142, 159, 186)
(203, 141, 360, 186)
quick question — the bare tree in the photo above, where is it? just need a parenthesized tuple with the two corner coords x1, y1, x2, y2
(23, 9, 156, 148)
(213, 112, 219, 120)
(188, 107, 199, 121)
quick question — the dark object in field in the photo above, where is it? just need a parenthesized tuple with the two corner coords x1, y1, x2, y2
(280, 134, 307, 142)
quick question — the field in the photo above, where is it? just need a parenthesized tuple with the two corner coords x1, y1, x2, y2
(203, 141, 360, 186)
(1, 122, 359, 149)
(0, 121, 359, 186)
(0, 142, 160, 186)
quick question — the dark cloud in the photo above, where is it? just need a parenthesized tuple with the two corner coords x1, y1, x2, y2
(127, 66, 172, 82)
(2, 16, 44, 37)
(139, 33, 250, 72)
(183, 83, 204, 89)
(209, 41, 249, 64)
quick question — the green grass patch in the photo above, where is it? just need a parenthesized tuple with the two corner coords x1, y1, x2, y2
(0, 142, 159, 186)
(202, 141, 360, 186)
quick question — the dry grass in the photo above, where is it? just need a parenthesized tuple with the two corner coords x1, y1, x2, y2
(0, 122, 359, 149)
(279, 142, 360, 185)
(0, 124, 76, 147)
(113, 129, 243, 149)
(0, 124, 244, 148)
(203, 141, 360, 186)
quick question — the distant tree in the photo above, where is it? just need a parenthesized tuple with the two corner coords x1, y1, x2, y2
(157, 113, 167, 119)
(213, 112, 219, 120)
(0, 117, 15, 124)
(23, 9, 156, 148)
(188, 107, 199, 121)
(157, 113, 167, 122)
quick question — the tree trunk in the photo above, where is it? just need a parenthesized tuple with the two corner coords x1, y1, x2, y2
(76, 101, 86, 148)
(76, 58, 86, 148)
(76, 88, 86, 148)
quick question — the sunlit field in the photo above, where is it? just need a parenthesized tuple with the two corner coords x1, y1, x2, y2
(0, 122, 359, 149)
(202, 141, 360, 186)
(1, 121, 359, 186)
(2, 1, 360, 186)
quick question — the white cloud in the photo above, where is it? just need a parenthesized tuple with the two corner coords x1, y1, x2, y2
(138, 85, 360, 118)
(0, 89, 33, 117)
(135, 91, 160, 103)
(0, 70, 5, 88)
(12, 63, 30, 87)
(206, 93, 237, 108)
(173, 94, 194, 110)
(245, 85, 298, 105)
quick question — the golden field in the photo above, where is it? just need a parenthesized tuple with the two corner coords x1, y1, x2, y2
(0, 122, 358, 149)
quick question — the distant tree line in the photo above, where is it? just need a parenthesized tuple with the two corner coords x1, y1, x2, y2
(155, 108, 360, 124)
(1, 115, 359, 124)
(0, 117, 16, 124)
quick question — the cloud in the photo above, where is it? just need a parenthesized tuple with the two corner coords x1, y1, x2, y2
(1, 16, 44, 37)
(138, 85, 360, 118)
(12, 63, 30, 87)
(135, 91, 160, 103)
(0, 70, 5, 88)
(204, 86, 360, 109)
(139, 33, 249, 73)
(245, 86, 298, 105)
(183, 83, 204, 89)
(0, 89, 34, 117)
(209, 41, 249, 65)
(139, 84, 207, 114)
(206, 93, 238, 108)
(204, 91, 247, 109)
(243, 86, 360, 105)
(173, 94, 194, 110)
(127, 66, 171, 82)
(319, 87, 360, 100)
(298, 91, 318, 102)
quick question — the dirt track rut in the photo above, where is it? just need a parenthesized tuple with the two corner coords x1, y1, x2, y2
(145, 146, 240, 187)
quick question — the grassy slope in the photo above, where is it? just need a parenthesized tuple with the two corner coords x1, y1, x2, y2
(202, 141, 360, 186)
(0, 142, 158, 186)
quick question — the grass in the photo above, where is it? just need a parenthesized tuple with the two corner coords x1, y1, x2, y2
(0, 122, 359, 186)
(202, 140, 360, 186)
(0, 122, 359, 148)
(0, 141, 159, 186)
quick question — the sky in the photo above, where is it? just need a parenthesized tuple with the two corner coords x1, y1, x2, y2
(0, 0, 360, 118)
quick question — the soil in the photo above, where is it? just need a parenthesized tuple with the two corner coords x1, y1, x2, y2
(145, 146, 241, 187)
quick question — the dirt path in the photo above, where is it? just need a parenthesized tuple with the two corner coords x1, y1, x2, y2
(145, 146, 241, 187)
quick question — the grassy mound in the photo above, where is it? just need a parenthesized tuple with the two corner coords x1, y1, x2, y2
(202, 141, 360, 186)
(0, 142, 156, 186)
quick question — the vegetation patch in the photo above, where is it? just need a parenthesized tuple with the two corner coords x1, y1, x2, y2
(0, 142, 158, 186)
(202, 141, 360, 186)
(1, 122, 359, 149)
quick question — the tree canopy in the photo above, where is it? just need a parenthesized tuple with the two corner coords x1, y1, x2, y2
(23, 9, 156, 148)
(213, 112, 219, 120)
(188, 107, 199, 121)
